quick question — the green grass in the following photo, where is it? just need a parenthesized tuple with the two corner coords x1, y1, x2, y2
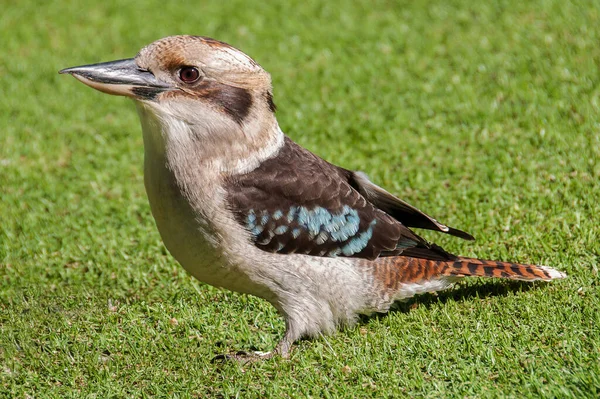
(1, 0, 599, 397)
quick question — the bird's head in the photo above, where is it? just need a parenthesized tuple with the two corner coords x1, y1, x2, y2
(61, 35, 276, 125)
(61, 36, 282, 173)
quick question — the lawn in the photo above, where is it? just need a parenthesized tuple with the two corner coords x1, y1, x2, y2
(1, 0, 599, 397)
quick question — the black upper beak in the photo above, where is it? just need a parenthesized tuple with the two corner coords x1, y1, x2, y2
(59, 58, 171, 100)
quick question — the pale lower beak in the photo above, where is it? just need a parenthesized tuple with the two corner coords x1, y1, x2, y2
(60, 58, 171, 100)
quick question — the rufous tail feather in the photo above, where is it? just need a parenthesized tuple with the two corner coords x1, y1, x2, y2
(439, 257, 566, 282)
(373, 256, 567, 288)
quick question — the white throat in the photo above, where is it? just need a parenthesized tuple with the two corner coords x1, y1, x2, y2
(135, 100, 284, 176)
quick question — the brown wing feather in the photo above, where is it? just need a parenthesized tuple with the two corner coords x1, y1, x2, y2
(226, 137, 446, 260)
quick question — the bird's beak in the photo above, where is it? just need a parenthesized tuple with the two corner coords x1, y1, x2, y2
(59, 58, 171, 100)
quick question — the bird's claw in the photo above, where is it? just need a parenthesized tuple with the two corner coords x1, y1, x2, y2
(211, 350, 273, 364)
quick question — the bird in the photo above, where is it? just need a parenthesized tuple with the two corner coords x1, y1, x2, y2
(60, 35, 566, 360)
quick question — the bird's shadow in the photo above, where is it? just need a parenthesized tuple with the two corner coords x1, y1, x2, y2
(359, 279, 543, 323)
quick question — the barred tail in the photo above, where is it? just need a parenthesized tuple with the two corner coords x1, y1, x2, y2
(440, 257, 566, 282)
(368, 256, 566, 299)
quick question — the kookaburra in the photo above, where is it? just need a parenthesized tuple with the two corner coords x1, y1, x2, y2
(60, 36, 565, 359)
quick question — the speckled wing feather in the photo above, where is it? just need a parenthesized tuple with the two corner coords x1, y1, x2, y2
(225, 137, 451, 261)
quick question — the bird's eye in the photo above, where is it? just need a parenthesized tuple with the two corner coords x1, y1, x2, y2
(179, 66, 200, 83)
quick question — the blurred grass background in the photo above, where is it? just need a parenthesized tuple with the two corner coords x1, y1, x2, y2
(1, 0, 599, 397)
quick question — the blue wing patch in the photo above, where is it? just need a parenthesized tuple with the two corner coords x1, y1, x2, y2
(244, 205, 377, 257)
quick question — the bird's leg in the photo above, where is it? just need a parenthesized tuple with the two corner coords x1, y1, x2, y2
(273, 327, 296, 359)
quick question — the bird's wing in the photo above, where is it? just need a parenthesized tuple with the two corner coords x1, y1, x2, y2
(346, 171, 475, 240)
(225, 137, 455, 261)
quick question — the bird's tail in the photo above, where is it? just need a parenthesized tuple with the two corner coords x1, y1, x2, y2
(370, 256, 566, 298)
(438, 257, 566, 281)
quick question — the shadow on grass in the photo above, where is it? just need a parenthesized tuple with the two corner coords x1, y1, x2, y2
(360, 279, 544, 322)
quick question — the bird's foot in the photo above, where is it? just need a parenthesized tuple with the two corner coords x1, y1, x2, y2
(211, 350, 274, 364)
(211, 334, 293, 364)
